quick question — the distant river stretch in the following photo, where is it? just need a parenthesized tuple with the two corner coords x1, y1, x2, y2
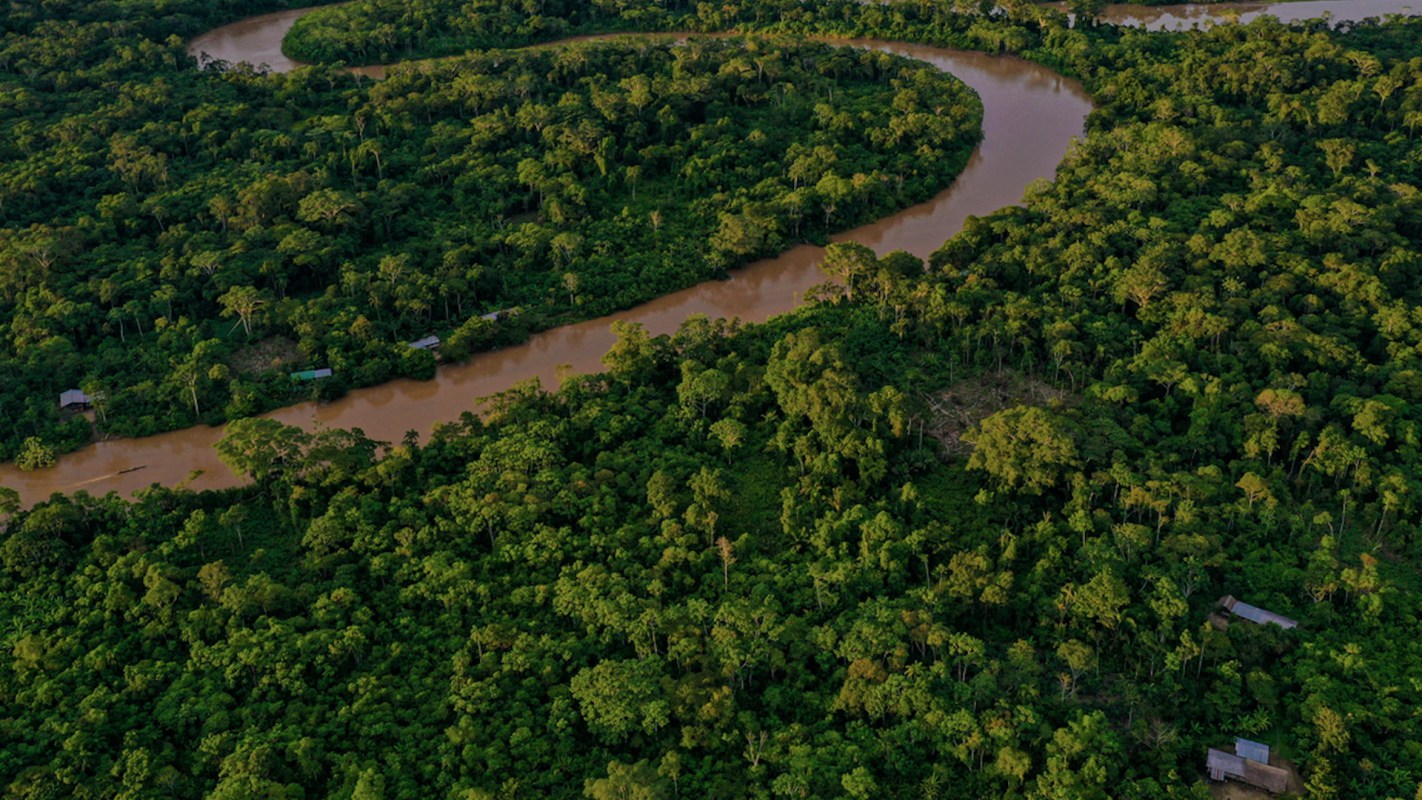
(3, 0, 1413, 505)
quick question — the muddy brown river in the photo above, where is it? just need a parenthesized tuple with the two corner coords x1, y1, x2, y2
(2, 1, 1410, 505)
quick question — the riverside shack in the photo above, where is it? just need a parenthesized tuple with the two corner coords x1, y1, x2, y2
(1206, 738, 1290, 794)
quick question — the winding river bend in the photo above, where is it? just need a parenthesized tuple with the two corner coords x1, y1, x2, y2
(2, 1, 1410, 504)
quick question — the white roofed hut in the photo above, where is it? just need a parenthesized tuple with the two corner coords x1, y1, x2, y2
(1220, 595, 1299, 629)
(59, 389, 90, 410)
(409, 335, 440, 351)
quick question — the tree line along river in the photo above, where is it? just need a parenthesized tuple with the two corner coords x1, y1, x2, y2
(1, 0, 1415, 505)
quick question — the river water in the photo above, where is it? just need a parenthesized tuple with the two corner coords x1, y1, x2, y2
(3, 1, 1408, 504)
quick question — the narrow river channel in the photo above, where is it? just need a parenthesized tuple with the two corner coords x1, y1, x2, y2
(3, 0, 1410, 504)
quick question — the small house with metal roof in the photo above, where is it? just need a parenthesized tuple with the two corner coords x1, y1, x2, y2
(59, 389, 90, 410)
(1220, 595, 1298, 629)
(1206, 738, 1290, 794)
(479, 308, 520, 322)
(1234, 738, 1271, 764)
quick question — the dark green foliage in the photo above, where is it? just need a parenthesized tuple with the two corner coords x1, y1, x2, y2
(0, 8, 980, 459)
(6, 2, 1422, 800)
(7, 284, 1422, 797)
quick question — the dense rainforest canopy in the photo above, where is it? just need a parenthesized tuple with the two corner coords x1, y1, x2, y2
(281, 0, 1258, 66)
(5, 0, 1422, 799)
(0, 5, 980, 459)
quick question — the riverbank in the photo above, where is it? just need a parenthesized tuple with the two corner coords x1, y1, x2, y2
(1, 27, 1090, 506)
(10, 0, 1418, 505)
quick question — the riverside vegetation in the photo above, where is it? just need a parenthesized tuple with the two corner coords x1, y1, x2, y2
(0, 5, 980, 459)
(5, 1, 1422, 799)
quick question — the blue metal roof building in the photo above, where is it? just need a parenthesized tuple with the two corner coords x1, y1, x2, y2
(1221, 596, 1298, 629)
(1235, 738, 1270, 764)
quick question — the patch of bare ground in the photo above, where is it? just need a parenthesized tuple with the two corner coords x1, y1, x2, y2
(1208, 783, 1277, 800)
(231, 336, 303, 375)
(924, 370, 1072, 457)
(1275, 756, 1305, 796)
